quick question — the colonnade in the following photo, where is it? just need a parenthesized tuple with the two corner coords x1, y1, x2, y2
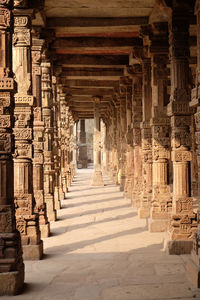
(0, 0, 76, 295)
(1, 0, 200, 295)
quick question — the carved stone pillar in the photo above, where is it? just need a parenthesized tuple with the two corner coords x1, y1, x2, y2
(92, 97, 104, 186)
(149, 50, 172, 232)
(119, 78, 127, 191)
(186, 0, 200, 286)
(166, 1, 196, 254)
(116, 102, 121, 184)
(59, 90, 68, 197)
(0, 0, 24, 295)
(32, 36, 50, 238)
(52, 76, 61, 210)
(77, 120, 88, 168)
(41, 60, 56, 222)
(124, 78, 134, 199)
(13, 5, 43, 259)
(132, 75, 143, 208)
(68, 113, 76, 183)
(103, 115, 111, 173)
(138, 59, 153, 218)
(108, 101, 117, 181)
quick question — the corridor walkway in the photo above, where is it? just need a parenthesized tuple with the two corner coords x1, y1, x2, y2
(3, 169, 200, 300)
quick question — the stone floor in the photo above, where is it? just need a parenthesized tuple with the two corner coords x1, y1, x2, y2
(2, 169, 200, 299)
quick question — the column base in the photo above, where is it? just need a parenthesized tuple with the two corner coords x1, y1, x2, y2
(120, 175, 126, 191)
(54, 187, 61, 210)
(186, 251, 200, 288)
(59, 189, 65, 201)
(138, 207, 150, 218)
(64, 191, 68, 199)
(0, 266, 24, 296)
(22, 240, 43, 260)
(48, 211, 57, 222)
(40, 223, 50, 238)
(45, 195, 57, 222)
(91, 171, 104, 186)
(163, 238, 193, 255)
(148, 219, 168, 232)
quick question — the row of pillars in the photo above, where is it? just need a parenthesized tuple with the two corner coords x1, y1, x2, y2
(96, 0, 200, 287)
(0, 0, 76, 295)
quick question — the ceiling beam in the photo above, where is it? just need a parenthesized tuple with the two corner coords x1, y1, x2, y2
(56, 54, 129, 66)
(61, 67, 124, 77)
(65, 88, 114, 96)
(52, 37, 142, 49)
(64, 79, 119, 88)
(47, 17, 149, 28)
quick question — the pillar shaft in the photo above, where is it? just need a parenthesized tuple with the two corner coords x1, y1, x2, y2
(132, 76, 143, 208)
(119, 79, 127, 191)
(167, 1, 196, 253)
(52, 76, 61, 210)
(77, 119, 88, 168)
(124, 79, 134, 199)
(139, 58, 152, 218)
(58, 90, 69, 196)
(0, 0, 24, 294)
(92, 97, 104, 186)
(149, 49, 172, 232)
(12, 6, 42, 260)
(32, 36, 49, 238)
(41, 61, 56, 222)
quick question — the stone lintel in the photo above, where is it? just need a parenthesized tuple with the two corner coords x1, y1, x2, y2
(47, 17, 149, 28)
(56, 54, 129, 66)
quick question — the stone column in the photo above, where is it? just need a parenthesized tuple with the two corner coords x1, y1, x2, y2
(52, 76, 61, 210)
(138, 58, 153, 218)
(92, 97, 104, 186)
(59, 90, 68, 197)
(119, 78, 127, 191)
(41, 60, 56, 222)
(116, 102, 121, 184)
(69, 113, 76, 182)
(102, 116, 110, 172)
(131, 73, 143, 208)
(32, 36, 50, 238)
(56, 85, 64, 200)
(77, 120, 88, 168)
(148, 27, 172, 232)
(186, 0, 200, 286)
(166, 1, 196, 254)
(111, 104, 118, 183)
(0, 0, 24, 295)
(13, 4, 43, 259)
(124, 78, 134, 199)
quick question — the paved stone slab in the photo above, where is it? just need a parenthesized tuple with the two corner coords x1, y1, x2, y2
(1, 169, 200, 300)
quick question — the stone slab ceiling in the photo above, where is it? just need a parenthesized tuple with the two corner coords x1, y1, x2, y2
(44, 0, 156, 119)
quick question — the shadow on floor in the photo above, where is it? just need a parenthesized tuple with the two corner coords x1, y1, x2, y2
(45, 224, 149, 254)
(64, 189, 122, 200)
(61, 195, 125, 209)
(58, 203, 132, 221)
(51, 211, 137, 236)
